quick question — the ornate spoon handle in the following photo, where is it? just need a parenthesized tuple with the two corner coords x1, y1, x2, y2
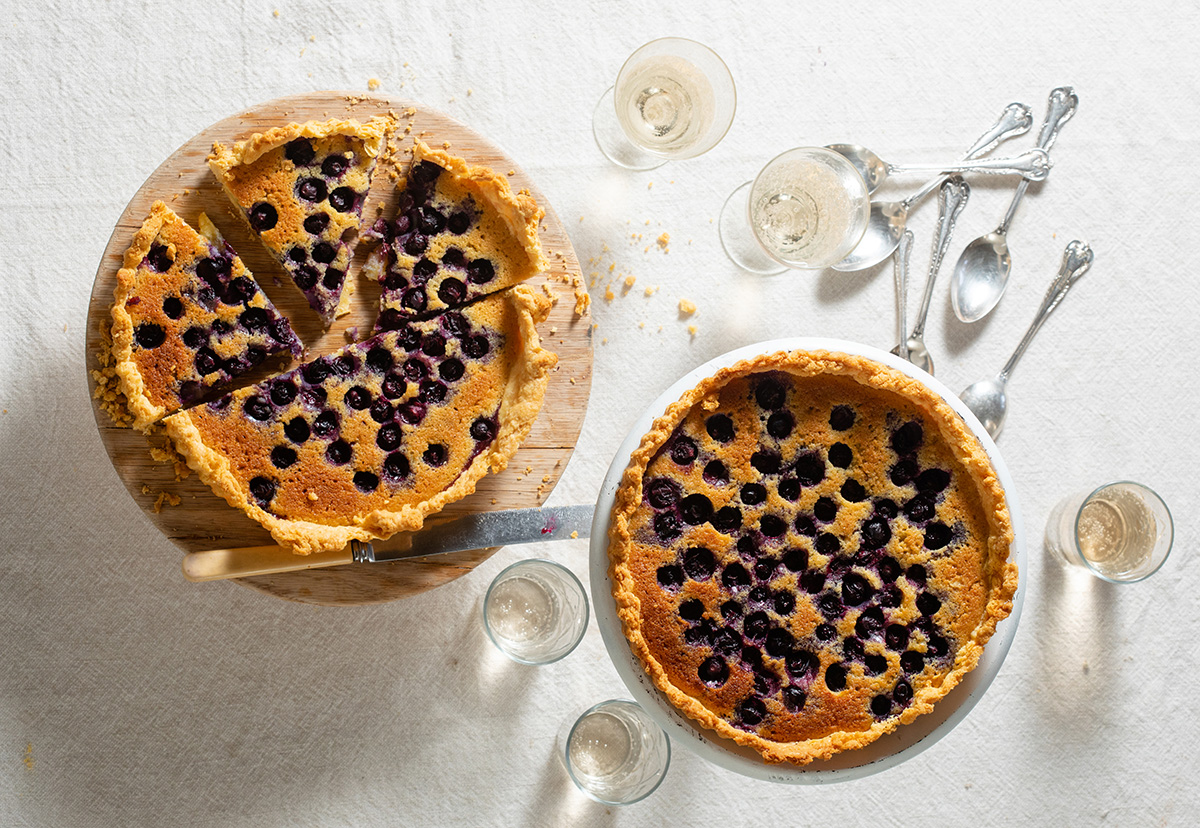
(889, 148, 1050, 181)
(998, 240, 1093, 382)
(893, 229, 913, 359)
(904, 103, 1034, 208)
(912, 177, 970, 337)
(998, 87, 1079, 233)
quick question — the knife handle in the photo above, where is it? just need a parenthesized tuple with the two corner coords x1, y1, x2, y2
(182, 545, 353, 582)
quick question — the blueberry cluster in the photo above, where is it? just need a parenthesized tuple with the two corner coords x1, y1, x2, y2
(246, 136, 369, 321)
(642, 372, 961, 731)
(371, 160, 498, 328)
(206, 308, 500, 512)
(131, 238, 300, 405)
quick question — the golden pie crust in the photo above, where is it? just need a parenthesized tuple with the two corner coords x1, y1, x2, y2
(608, 349, 1017, 765)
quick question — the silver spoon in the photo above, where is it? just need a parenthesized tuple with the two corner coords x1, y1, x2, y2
(826, 144, 1051, 195)
(959, 240, 1093, 438)
(891, 176, 970, 374)
(892, 229, 913, 359)
(951, 87, 1079, 322)
(832, 103, 1034, 272)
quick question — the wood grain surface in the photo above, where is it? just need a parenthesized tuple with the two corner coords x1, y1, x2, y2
(85, 92, 593, 606)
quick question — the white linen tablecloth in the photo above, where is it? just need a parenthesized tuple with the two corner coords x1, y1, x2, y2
(2, 2, 1196, 825)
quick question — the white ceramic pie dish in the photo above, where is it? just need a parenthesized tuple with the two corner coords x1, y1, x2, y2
(588, 337, 1026, 784)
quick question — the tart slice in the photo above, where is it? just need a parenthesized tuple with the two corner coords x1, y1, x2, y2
(163, 286, 557, 556)
(364, 141, 547, 331)
(208, 117, 390, 325)
(111, 201, 302, 431)
(608, 350, 1017, 765)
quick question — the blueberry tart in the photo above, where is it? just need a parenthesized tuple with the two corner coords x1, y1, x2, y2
(363, 141, 547, 330)
(608, 350, 1017, 765)
(111, 201, 302, 431)
(208, 117, 390, 325)
(163, 286, 556, 556)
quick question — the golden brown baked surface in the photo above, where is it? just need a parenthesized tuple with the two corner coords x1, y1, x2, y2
(608, 350, 1016, 765)
(365, 140, 547, 329)
(111, 202, 300, 431)
(208, 117, 390, 324)
(164, 286, 556, 555)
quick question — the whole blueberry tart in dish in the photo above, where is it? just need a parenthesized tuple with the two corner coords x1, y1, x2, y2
(208, 117, 390, 324)
(364, 141, 547, 330)
(608, 350, 1017, 765)
(111, 201, 302, 431)
(163, 286, 556, 556)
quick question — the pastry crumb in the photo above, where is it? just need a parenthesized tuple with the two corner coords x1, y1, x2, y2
(570, 531, 579, 539)
(149, 444, 191, 480)
(687, 324, 698, 337)
(678, 298, 696, 315)
(367, 77, 381, 90)
(308, 491, 319, 501)
(656, 232, 670, 251)
(604, 285, 615, 302)
(623, 275, 637, 289)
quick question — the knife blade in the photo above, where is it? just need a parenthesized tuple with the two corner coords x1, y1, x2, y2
(181, 504, 595, 582)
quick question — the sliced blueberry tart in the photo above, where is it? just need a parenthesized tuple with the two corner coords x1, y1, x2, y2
(208, 117, 390, 325)
(163, 286, 556, 556)
(608, 350, 1017, 765)
(363, 141, 547, 330)
(111, 201, 302, 431)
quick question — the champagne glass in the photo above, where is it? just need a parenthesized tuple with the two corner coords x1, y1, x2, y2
(720, 146, 871, 274)
(593, 38, 736, 170)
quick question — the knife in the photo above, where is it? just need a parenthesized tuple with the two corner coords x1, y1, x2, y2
(181, 504, 596, 582)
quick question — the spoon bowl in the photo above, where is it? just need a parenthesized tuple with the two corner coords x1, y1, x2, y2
(834, 200, 909, 272)
(952, 232, 1012, 322)
(826, 143, 889, 194)
(894, 335, 933, 375)
(959, 377, 1008, 438)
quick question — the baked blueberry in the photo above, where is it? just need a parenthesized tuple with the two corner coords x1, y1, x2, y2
(706, 413, 735, 442)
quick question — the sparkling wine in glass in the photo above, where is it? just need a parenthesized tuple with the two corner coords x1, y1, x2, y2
(594, 38, 736, 170)
(720, 146, 871, 274)
(1045, 481, 1174, 583)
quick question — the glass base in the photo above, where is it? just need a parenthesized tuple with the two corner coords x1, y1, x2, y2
(718, 181, 786, 275)
(592, 87, 668, 171)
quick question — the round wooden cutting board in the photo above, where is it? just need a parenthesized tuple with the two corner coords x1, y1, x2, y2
(86, 92, 593, 606)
